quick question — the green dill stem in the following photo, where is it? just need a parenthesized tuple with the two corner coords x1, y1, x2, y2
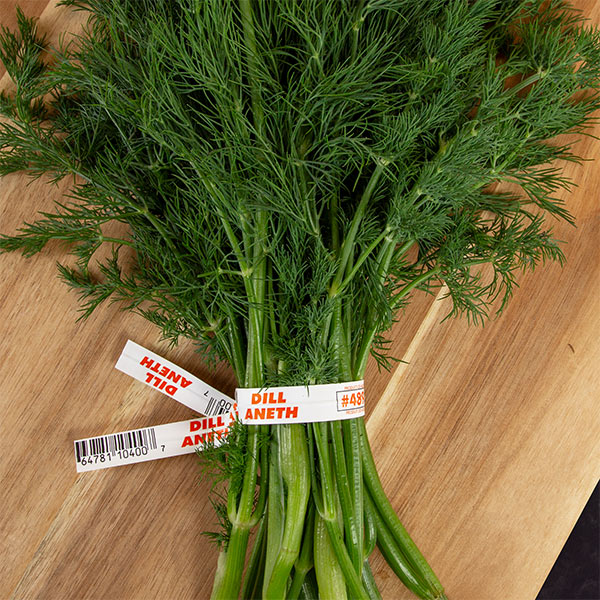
(508, 68, 548, 97)
(266, 259, 278, 343)
(353, 238, 397, 377)
(364, 489, 434, 600)
(330, 161, 385, 296)
(239, 207, 254, 267)
(240, 515, 267, 600)
(331, 421, 362, 574)
(330, 193, 340, 253)
(264, 424, 311, 599)
(218, 211, 249, 274)
(353, 237, 418, 374)
(393, 240, 417, 265)
(351, 0, 366, 63)
(287, 501, 316, 600)
(210, 525, 251, 600)
(300, 570, 319, 600)
(361, 560, 383, 600)
(314, 512, 347, 600)
(244, 212, 267, 387)
(321, 517, 369, 600)
(333, 228, 389, 298)
(263, 432, 285, 596)
(307, 424, 324, 517)
(313, 422, 369, 599)
(343, 419, 364, 565)
(136, 206, 180, 258)
(97, 236, 134, 247)
(239, 0, 264, 138)
(248, 426, 269, 529)
(332, 299, 352, 382)
(363, 479, 377, 559)
(359, 420, 445, 599)
(211, 427, 262, 600)
(226, 311, 247, 382)
(196, 174, 252, 277)
(390, 266, 442, 310)
(312, 422, 335, 519)
(295, 152, 320, 237)
(237, 235, 266, 596)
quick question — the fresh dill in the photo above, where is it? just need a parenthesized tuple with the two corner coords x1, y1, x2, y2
(1, 1, 599, 598)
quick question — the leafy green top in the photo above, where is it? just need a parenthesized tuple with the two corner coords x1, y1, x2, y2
(0, 0, 598, 387)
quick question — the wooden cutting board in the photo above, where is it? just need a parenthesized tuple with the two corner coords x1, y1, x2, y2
(0, 2, 598, 599)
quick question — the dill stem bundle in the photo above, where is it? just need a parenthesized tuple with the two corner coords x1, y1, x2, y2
(1, 1, 599, 598)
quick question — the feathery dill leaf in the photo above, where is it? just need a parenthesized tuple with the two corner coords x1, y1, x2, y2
(0, 1, 597, 371)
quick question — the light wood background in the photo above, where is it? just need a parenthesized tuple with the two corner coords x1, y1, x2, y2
(0, 2, 598, 599)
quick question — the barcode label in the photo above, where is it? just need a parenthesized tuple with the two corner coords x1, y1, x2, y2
(74, 427, 157, 463)
(74, 415, 232, 472)
(115, 340, 235, 417)
(204, 396, 233, 416)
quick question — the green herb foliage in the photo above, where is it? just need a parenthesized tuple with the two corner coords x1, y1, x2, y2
(1, 1, 598, 599)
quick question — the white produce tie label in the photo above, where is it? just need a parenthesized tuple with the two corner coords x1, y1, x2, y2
(236, 380, 365, 425)
(75, 340, 365, 471)
(115, 340, 235, 417)
(74, 415, 233, 472)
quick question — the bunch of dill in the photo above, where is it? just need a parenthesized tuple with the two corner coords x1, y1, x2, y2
(1, 1, 599, 598)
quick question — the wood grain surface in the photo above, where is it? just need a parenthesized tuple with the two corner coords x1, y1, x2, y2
(0, 2, 598, 599)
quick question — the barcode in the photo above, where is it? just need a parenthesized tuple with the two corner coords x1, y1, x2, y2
(75, 427, 157, 463)
(205, 397, 233, 417)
